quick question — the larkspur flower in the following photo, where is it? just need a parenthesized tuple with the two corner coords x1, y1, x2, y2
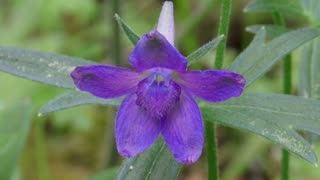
(71, 1, 245, 164)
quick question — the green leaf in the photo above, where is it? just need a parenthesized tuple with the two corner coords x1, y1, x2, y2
(0, 47, 94, 88)
(246, 25, 287, 39)
(299, 38, 320, 144)
(88, 167, 119, 180)
(117, 138, 181, 180)
(229, 28, 320, 86)
(299, 38, 320, 99)
(244, 0, 304, 17)
(187, 35, 224, 65)
(201, 93, 320, 165)
(115, 14, 140, 45)
(39, 91, 122, 115)
(300, 0, 320, 23)
(0, 101, 33, 180)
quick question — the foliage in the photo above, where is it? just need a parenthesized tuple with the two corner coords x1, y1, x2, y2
(1, 0, 320, 179)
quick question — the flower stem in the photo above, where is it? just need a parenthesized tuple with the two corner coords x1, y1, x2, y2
(214, 0, 232, 69)
(205, 122, 219, 180)
(103, 0, 122, 167)
(205, 0, 232, 180)
(112, 0, 121, 66)
(35, 118, 50, 180)
(272, 11, 291, 180)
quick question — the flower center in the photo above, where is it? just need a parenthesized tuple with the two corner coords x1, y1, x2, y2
(136, 69, 181, 120)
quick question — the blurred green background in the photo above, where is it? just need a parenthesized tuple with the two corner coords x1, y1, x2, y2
(0, 0, 319, 179)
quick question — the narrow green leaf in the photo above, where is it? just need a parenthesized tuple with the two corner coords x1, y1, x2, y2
(115, 14, 140, 45)
(187, 35, 224, 65)
(39, 91, 122, 115)
(117, 138, 181, 180)
(299, 38, 320, 144)
(88, 167, 119, 180)
(246, 25, 287, 39)
(0, 47, 94, 88)
(299, 42, 313, 99)
(201, 93, 320, 165)
(299, 38, 320, 99)
(300, 0, 320, 23)
(229, 28, 320, 86)
(244, 0, 304, 17)
(0, 101, 33, 180)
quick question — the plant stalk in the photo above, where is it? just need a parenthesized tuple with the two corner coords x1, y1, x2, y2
(205, 0, 232, 180)
(273, 11, 291, 180)
(35, 118, 50, 180)
(112, 0, 121, 66)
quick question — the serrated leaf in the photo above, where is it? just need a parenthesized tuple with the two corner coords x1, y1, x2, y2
(115, 14, 140, 45)
(39, 91, 122, 115)
(229, 28, 320, 86)
(0, 101, 33, 180)
(0, 47, 94, 88)
(117, 138, 181, 180)
(200, 93, 320, 165)
(246, 25, 287, 39)
(300, 0, 320, 23)
(187, 35, 223, 65)
(245, 0, 304, 17)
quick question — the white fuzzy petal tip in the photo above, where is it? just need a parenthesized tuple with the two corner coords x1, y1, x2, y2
(157, 1, 175, 45)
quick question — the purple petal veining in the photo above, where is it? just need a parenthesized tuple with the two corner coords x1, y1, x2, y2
(115, 94, 161, 157)
(70, 1, 246, 164)
(71, 65, 142, 98)
(178, 70, 246, 102)
(161, 92, 204, 164)
(129, 31, 187, 72)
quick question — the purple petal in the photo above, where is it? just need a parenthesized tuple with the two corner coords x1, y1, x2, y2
(71, 65, 142, 98)
(157, 1, 175, 45)
(129, 31, 187, 72)
(136, 73, 181, 119)
(115, 94, 161, 157)
(161, 92, 204, 164)
(178, 70, 246, 102)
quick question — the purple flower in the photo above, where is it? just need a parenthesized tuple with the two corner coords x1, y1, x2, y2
(70, 1, 245, 164)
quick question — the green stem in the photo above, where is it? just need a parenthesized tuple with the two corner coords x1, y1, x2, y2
(112, 0, 121, 66)
(272, 10, 291, 180)
(103, 0, 121, 167)
(281, 149, 290, 180)
(214, 0, 232, 69)
(205, 0, 232, 180)
(35, 118, 50, 180)
(205, 122, 219, 180)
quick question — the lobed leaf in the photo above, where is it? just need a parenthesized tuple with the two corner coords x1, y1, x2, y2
(117, 138, 181, 180)
(39, 91, 122, 115)
(0, 47, 94, 88)
(115, 14, 140, 45)
(0, 101, 33, 180)
(187, 35, 224, 66)
(201, 93, 320, 165)
(229, 28, 320, 86)
(244, 0, 304, 17)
